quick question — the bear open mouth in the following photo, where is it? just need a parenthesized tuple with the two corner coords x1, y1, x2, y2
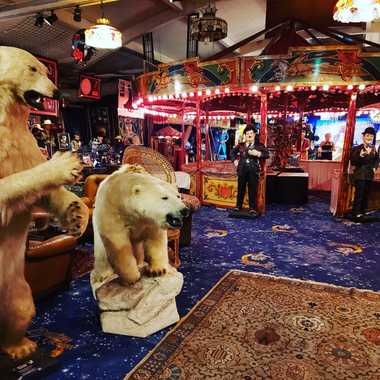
(24, 90, 47, 110)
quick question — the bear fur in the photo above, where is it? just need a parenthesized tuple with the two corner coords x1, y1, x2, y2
(0, 47, 89, 359)
(91, 164, 188, 292)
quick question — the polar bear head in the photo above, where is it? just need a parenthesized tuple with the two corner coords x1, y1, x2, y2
(0, 46, 59, 109)
(126, 173, 189, 229)
(105, 165, 189, 229)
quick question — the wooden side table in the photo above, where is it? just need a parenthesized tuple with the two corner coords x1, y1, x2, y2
(167, 229, 181, 268)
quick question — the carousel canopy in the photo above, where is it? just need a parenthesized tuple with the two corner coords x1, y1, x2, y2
(131, 19, 380, 118)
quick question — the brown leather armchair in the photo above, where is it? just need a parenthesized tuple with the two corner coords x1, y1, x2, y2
(25, 209, 78, 298)
(81, 174, 108, 221)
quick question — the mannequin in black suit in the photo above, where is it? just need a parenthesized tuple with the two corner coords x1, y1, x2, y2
(350, 127, 379, 220)
(231, 125, 269, 214)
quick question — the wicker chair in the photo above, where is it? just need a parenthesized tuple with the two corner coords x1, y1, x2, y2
(122, 145, 200, 248)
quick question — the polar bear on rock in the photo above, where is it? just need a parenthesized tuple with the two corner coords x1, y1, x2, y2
(91, 164, 189, 291)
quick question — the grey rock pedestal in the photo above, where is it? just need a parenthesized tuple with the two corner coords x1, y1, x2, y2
(91, 267, 183, 338)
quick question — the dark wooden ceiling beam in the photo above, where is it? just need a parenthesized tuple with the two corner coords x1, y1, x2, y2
(327, 28, 380, 50)
(303, 28, 321, 45)
(294, 19, 357, 46)
(205, 21, 288, 61)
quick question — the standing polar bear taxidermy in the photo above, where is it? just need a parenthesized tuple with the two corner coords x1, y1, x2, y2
(91, 164, 189, 291)
(0, 47, 89, 359)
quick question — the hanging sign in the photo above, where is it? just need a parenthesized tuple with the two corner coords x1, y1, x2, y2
(79, 75, 101, 99)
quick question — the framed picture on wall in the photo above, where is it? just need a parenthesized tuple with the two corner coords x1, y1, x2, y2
(57, 132, 71, 151)
(79, 75, 101, 99)
(30, 56, 59, 117)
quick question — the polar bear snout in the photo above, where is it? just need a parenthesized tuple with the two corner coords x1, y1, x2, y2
(166, 207, 189, 228)
(166, 213, 183, 228)
(52, 89, 62, 99)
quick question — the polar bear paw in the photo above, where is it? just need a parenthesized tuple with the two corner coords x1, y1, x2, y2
(62, 200, 88, 237)
(49, 151, 83, 185)
(146, 265, 168, 277)
(119, 270, 141, 286)
(1, 337, 37, 360)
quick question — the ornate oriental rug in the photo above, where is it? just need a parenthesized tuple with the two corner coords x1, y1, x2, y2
(125, 270, 380, 380)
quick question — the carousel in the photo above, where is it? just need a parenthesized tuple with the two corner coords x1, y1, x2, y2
(130, 19, 380, 217)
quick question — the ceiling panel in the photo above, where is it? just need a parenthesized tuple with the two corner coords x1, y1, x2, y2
(0, 16, 74, 60)
(82, 0, 167, 28)
(216, 0, 266, 47)
(266, 0, 364, 29)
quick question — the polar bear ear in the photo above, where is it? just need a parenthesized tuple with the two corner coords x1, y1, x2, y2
(132, 184, 142, 195)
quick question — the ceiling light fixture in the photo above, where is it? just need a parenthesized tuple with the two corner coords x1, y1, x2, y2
(34, 12, 44, 27)
(44, 10, 58, 25)
(190, 0, 227, 43)
(85, 0, 122, 49)
(73, 5, 82, 22)
(333, 0, 380, 23)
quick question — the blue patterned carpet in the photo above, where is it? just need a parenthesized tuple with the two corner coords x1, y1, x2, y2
(31, 192, 380, 380)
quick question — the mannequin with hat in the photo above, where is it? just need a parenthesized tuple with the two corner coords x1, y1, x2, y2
(350, 126, 379, 221)
(111, 135, 125, 164)
(296, 129, 311, 160)
(231, 125, 269, 215)
(31, 124, 46, 148)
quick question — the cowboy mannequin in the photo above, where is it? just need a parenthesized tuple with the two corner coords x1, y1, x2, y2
(231, 125, 269, 215)
(296, 129, 310, 160)
(350, 126, 379, 221)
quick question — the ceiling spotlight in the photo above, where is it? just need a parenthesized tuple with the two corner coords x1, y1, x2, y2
(73, 5, 81, 22)
(45, 10, 58, 25)
(35, 12, 44, 27)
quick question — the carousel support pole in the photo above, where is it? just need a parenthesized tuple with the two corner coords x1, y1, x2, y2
(336, 93, 357, 217)
(298, 97, 305, 124)
(180, 109, 185, 167)
(195, 100, 202, 199)
(205, 111, 210, 161)
(181, 109, 185, 151)
(257, 92, 268, 215)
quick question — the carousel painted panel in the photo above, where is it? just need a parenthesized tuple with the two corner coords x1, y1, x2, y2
(199, 58, 239, 87)
(242, 46, 380, 86)
(189, 173, 197, 196)
(137, 58, 239, 96)
(202, 174, 248, 208)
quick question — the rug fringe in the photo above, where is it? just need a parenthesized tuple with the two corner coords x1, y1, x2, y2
(230, 269, 380, 295)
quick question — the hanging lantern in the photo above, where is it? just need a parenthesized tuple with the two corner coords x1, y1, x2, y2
(333, 0, 380, 23)
(85, 17, 122, 49)
(190, 1, 227, 42)
(85, 1, 122, 49)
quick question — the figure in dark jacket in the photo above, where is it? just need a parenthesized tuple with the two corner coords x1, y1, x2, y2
(231, 125, 269, 214)
(350, 126, 379, 220)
